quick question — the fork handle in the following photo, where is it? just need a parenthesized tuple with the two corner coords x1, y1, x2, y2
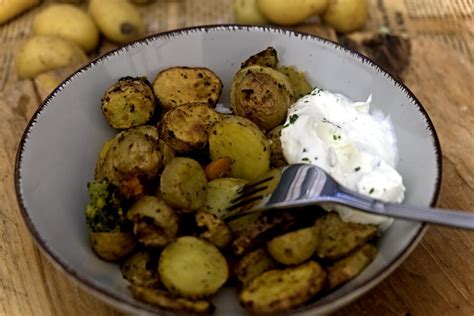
(333, 192, 474, 230)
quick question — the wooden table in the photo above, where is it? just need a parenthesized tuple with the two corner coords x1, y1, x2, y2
(0, 1, 473, 315)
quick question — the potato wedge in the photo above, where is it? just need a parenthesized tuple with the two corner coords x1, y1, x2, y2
(328, 243, 377, 289)
(195, 211, 233, 248)
(153, 67, 223, 109)
(241, 47, 278, 69)
(160, 157, 208, 211)
(121, 251, 160, 288)
(277, 66, 312, 99)
(266, 125, 287, 168)
(235, 248, 278, 286)
(240, 261, 326, 314)
(315, 212, 378, 260)
(209, 117, 270, 181)
(130, 286, 214, 315)
(267, 226, 319, 266)
(159, 236, 228, 298)
(205, 177, 248, 218)
(90, 231, 136, 261)
(159, 103, 221, 153)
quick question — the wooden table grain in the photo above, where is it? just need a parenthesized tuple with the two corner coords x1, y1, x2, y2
(0, 1, 473, 315)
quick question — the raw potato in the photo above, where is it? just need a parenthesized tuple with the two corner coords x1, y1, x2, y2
(241, 47, 278, 69)
(235, 248, 278, 286)
(240, 261, 327, 314)
(159, 236, 228, 298)
(323, 0, 369, 33)
(209, 116, 270, 181)
(267, 126, 287, 167)
(130, 286, 214, 315)
(328, 243, 377, 289)
(267, 226, 319, 265)
(160, 157, 208, 211)
(234, 0, 268, 25)
(90, 231, 136, 261)
(15, 36, 87, 79)
(0, 0, 40, 24)
(121, 251, 160, 288)
(101, 77, 156, 129)
(205, 177, 248, 218)
(257, 0, 329, 26)
(32, 4, 99, 52)
(315, 212, 378, 259)
(89, 0, 145, 44)
(277, 66, 312, 99)
(159, 103, 221, 153)
(153, 67, 223, 110)
(126, 196, 179, 247)
(231, 65, 294, 130)
(195, 211, 233, 248)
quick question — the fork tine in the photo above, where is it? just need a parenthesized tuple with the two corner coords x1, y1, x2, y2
(230, 185, 268, 203)
(227, 196, 262, 212)
(227, 175, 274, 211)
(236, 176, 273, 194)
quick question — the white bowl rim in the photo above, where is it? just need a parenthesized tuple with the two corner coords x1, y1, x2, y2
(14, 24, 442, 315)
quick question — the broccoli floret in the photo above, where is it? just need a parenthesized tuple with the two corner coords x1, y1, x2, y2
(85, 180, 125, 232)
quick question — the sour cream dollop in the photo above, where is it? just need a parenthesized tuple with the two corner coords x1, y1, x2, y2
(280, 88, 405, 230)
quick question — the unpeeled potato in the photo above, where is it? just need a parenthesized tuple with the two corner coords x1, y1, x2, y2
(234, 0, 268, 25)
(323, 0, 369, 33)
(257, 0, 328, 26)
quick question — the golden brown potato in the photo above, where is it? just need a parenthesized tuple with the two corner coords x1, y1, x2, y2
(241, 47, 278, 69)
(195, 211, 233, 248)
(239, 261, 326, 315)
(101, 77, 155, 129)
(277, 66, 312, 99)
(205, 177, 248, 218)
(328, 243, 377, 289)
(94, 138, 115, 180)
(315, 212, 378, 260)
(159, 103, 221, 153)
(153, 67, 223, 110)
(130, 286, 214, 315)
(231, 65, 295, 130)
(266, 125, 287, 168)
(267, 226, 319, 266)
(160, 157, 208, 211)
(235, 248, 278, 286)
(209, 116, 270, 181)
(121, 251, 160, 288)
(158, 139, 175, 167)
(126, 196, 179, 247)
(90, 231, 136, 261)
(159, 236, 228, 298)
(227, 213, 262, 235)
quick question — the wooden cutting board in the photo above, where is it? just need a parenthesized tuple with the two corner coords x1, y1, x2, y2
(0, 36, 472, 315)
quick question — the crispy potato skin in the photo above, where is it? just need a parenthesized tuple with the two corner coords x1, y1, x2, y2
(153, 67, 223, 109)
(90, 231, 136, 261)
(130, 286, 215, 315)
(315, 212, 378, 260)
(160, 157, 208, 211)
(159, 103, 221, 153)
(235, 248, 278, 286)
(205, 177, 248, 218)
(209, 117, 270, 181)
(101, 77, 155, 129)
(241, 47, 278, 69)
(267, 226, 319, 265)
(159, 236, 228, 298)
(328, 243, 377, 289)
(266, 125, 287, 168)
(277, 66, 312, 99)
(239, 261, 327, 315)
(195, 211, 233, 248)
(126, 196, 179, 247)
(121, 251, 160, 288)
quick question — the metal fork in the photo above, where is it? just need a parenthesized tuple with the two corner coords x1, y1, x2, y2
(226, 164, 474, 230)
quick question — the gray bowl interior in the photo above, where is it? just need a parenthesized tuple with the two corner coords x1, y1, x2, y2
(16, 26, 440, 315)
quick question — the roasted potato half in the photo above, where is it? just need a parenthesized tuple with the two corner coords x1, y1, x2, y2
(101, 77, 155, 129)
(126, 196, 179, 248)
(195, 211, 233, 248)
(160, 157, 208, 211)
(90, 231, 136, 261)
(328, 243, 377, 289)
(231, 65, 295, 130)
(121, 251, 160, 288)
(153, 67, 223, 109)
(205, 177, 248, 218)
(159, 103, 221, 153)
(315, 212, 378, 260)
(235, 248, 278, 286)
(240, 261, 326, 315)
(241, 47, 278, 69)
(130, 286, 214, 315)
(266, 125, 287, 168)
(159, 236, 228, 298)
(158, 139, 175, 167)
(267, 226, 319, 266)
(209, 116, 270, 181)
(277, 66, 312, 99)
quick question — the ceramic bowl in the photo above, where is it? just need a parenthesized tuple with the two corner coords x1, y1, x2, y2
(15, 25, 442, 315)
